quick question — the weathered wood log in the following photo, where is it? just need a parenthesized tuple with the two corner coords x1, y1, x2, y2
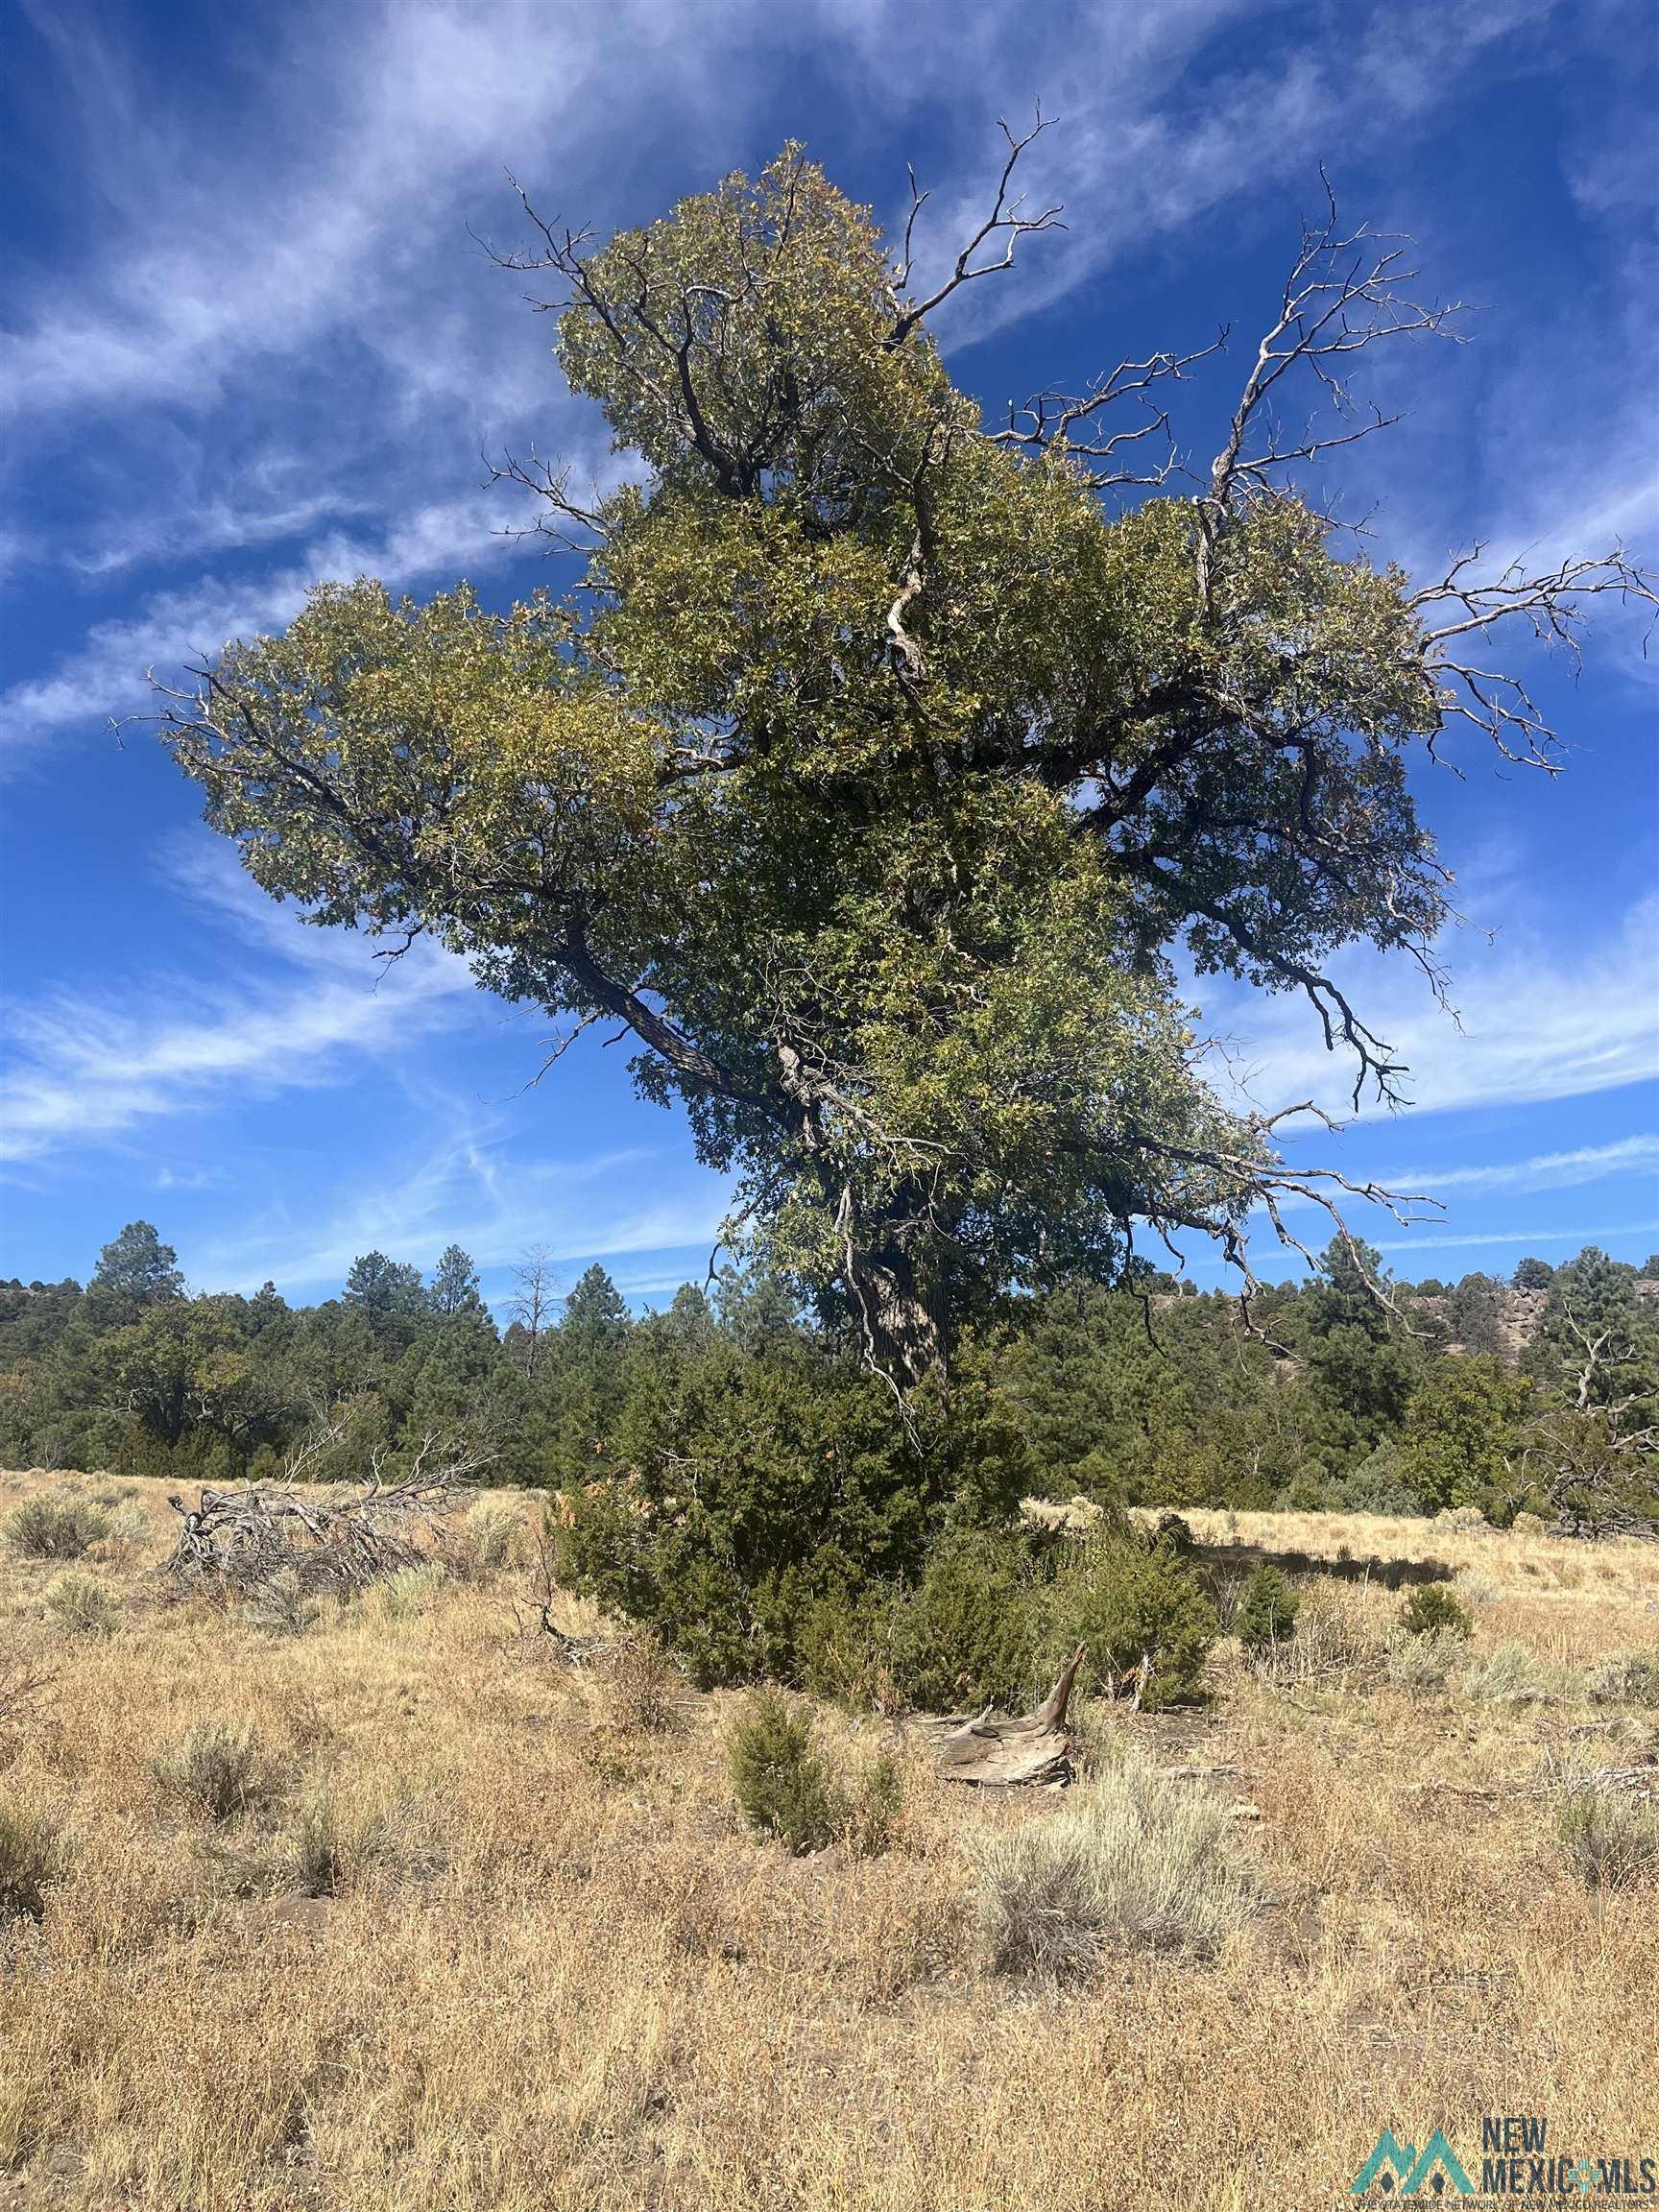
(911, 1643, 1087, 1787)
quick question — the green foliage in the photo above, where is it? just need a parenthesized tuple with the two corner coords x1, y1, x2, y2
(429, 1244, 484, 1319)
(992, 1283, 1293, 1508)
(726, 1692, 841, 1854)
(1532, 1248, 1659, 1427)
(159, 141, 1521, 1390)
(1398, 1357, 1533, 1517)
(1236, 1564, 1300, 1655)
(1290, 1240, 1418, 1465)
(3, 1494, 107, 1559)
(89, 1220, 184, 1310)
(344, 1252, 432, 1338)
(556, 1331, 1021, 1687)
(1050, 1534, 1217, 1709)
(892, 1528, 1044, 1713)
(1337, 1440, 1425, 1517)
(724, 1690, 899, 1859)
(1399, 1583, 1472, 1641)
(1274, 1470, 1334, 1512)
(840, 1754, 903, 1861)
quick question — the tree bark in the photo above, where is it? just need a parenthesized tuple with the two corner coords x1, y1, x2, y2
(910, 1643, 1086, 1786)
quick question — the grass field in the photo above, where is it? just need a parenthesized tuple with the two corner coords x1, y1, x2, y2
(2, 1468, 1656, 2211)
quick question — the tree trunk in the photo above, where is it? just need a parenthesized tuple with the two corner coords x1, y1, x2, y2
(910, 1643, 1086, 1786)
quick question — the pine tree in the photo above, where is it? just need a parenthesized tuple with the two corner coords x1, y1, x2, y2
(430, 1244, 485, 1319)
(90, 1222, 184, 1309)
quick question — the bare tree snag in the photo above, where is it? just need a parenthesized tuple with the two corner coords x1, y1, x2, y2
(912, 1643, 1086, 1786)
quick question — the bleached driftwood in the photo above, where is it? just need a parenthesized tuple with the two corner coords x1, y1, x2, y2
(911, 1643, 1087, 1787)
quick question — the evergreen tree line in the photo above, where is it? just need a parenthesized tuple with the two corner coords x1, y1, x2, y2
(6, 1221, 1655, 1692)
(4, 1222, 1654, 1533)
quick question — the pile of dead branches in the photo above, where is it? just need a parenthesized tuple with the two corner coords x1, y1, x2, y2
(166, 1425, 494, 1599)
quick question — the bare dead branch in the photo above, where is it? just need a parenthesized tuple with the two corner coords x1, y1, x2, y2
(1196, 180, 1465, 597)
(989, 331, 1227, 485)
(886, 108, 1064, 348)
(1412, 542, 1659, 765)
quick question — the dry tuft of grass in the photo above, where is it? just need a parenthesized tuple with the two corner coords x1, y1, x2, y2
(976, 1756, 1265, 1980)
(1556, 1791, 1659, 1891)
(150, 1719, 279, 1824)
(0, 1799, 62, 1926)
(603, 1631, 688, 1736)
(42, 1571, 118, 1639)
(3, 1494, 107, 1560)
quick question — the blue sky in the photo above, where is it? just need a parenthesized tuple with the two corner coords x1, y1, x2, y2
(1, 0, 1656, 1315)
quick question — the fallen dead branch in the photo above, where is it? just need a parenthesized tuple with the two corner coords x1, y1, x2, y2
(166, 1427, 493, 1599)
(1407, 1759, 1658, 1806)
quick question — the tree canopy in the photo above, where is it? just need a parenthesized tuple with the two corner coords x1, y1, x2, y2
(157, 135, 1653, 1383)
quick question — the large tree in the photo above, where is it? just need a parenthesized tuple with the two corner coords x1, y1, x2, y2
(158, 133, 1652, 1384)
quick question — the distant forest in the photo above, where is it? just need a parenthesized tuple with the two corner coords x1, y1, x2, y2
(3, 1224, 1655, 1540)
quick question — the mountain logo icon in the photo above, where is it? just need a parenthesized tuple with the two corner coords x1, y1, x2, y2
(1351, 2128, 1476, 2196)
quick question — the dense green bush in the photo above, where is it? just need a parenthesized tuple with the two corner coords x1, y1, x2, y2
(1337, 1441, 1426, 1517)
(1399, 1583, 1472, 1641)
(1051, 1534, 1217, 1709)
(1273, 1471, 1334, 1513)
(557, 1335, 1029, 1688)
(725, 1692, 901, 1857)
(891, 1528, 1044, 1713)
(726, 1692, 841, 1854)
(1236, 1564, 1300, 1656)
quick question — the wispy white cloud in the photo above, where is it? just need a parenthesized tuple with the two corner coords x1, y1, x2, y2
(1382, 1134, 1659, 1199)
(1203, 890, 1659, 1121)
(0, 495, 518, 759)
(184, 1118, 729, 1298)
(1373, 1218, 1659, 1255)
(0, 845, 479, 1165)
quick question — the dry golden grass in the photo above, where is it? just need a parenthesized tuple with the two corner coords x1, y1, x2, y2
(1, 1467, 1655, 2211)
